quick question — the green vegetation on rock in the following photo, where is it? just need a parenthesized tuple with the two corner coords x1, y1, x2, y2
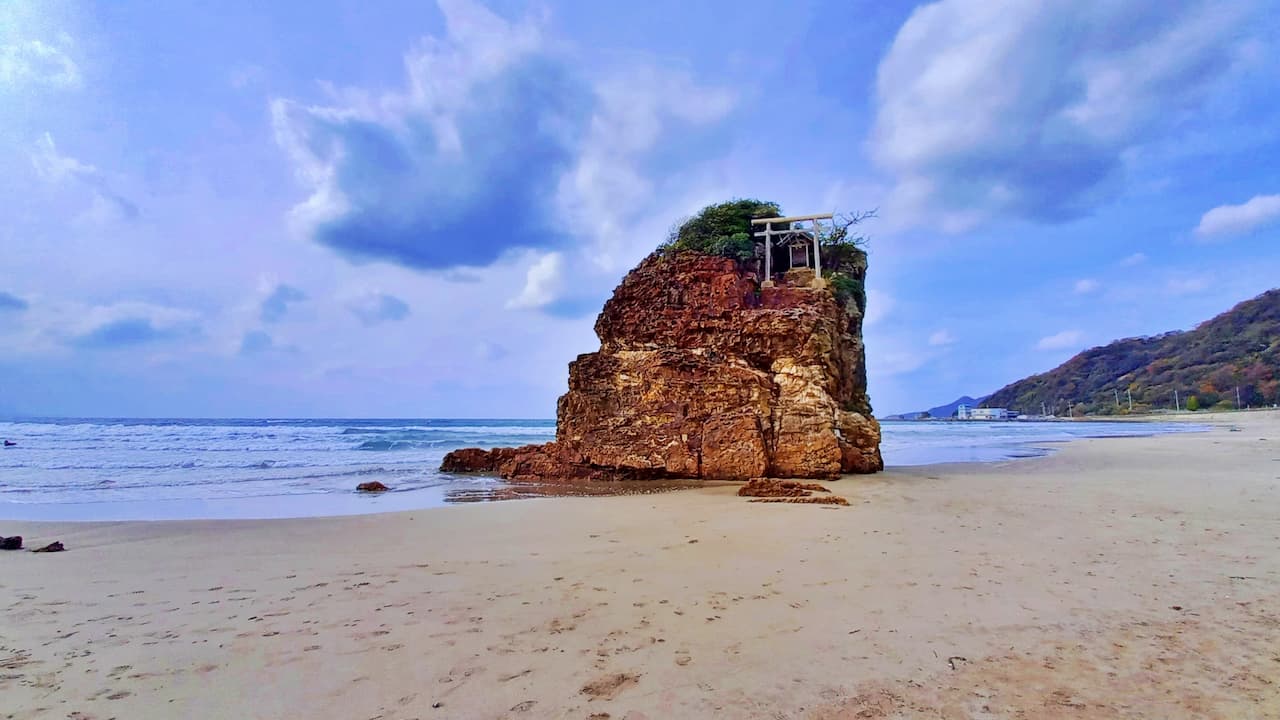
(662, 200, 874, 315)
(663, 199, 780, 258)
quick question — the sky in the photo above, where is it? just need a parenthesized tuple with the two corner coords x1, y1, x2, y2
(2, 0, 1279, 418)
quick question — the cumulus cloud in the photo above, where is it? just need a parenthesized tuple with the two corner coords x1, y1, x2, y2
(927, 329, 956, 347)
(1036, 329, 1084, 351)
(554, 66, 735, 271)
(0, 39, 80, 89)
(272, 0, 735, 311)
(1119, 252, 1148, 267)
(0, 291, 28, 311)
(260, 284, 307, 323)
(66, 303, 200, 350)
(872, 0, 1255, 230)
(506, 252, 564, 310)
(271, 0, 586, 271)
(71, 319, 180, 349)
(1074, 279, 1100, 294)
(1195, 194, 1280, 237)
(347, 292, 411, 326)
(31, 133, 139, 221)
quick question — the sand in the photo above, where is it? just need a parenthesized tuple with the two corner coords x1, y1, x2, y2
(2, 412, 1278, 719)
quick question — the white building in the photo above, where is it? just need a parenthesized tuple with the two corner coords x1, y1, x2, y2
(957, 405, 1016, 420)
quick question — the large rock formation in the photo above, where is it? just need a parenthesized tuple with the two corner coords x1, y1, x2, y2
(442, 251, 883, 482)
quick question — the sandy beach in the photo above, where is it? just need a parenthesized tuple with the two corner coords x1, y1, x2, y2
(2, 412, 1278, 719)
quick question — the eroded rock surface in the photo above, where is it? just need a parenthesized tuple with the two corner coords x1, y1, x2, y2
(737, 478, 832, 497)
(443, 252, 883, 481)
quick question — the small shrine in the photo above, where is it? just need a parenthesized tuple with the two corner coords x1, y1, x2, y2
(751, 213, 833, 288)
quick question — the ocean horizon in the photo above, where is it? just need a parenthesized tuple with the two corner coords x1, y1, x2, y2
(0, 416, 1202, 522)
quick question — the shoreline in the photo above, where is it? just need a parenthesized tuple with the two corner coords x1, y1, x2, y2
(2, 410, 1277, 717)
(1, 419, 1207, 523)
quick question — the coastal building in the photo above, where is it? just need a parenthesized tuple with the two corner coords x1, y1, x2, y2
(957, 405, 1016, 420)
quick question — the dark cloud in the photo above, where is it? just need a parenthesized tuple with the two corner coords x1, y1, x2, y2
(71, 318, 182, 349)
(271, 4, 590, 272)
(260, 284, 307, 323)
(0, 292, 29, 311)
(347, 293, 411, 327)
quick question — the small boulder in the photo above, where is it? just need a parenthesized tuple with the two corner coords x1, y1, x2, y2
(356, 481, 389, 493)
(1, 536, 22, 550)
(737, 478, 831, 497)
(748, 495, 849, 506)
(32, 541, 64, 553)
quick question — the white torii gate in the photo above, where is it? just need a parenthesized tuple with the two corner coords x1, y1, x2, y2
(751, 213, 833, 288)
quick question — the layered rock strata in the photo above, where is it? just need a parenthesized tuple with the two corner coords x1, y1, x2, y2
(442, 251, 883, 482)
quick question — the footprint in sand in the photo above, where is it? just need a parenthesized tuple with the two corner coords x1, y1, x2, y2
(581, 672, 640, 700)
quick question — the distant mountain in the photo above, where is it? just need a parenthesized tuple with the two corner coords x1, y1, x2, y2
(984, 288, 1280, 415)
(890, 395, 987, 420)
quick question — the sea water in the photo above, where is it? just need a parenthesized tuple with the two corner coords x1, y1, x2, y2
(0, 417, 1199, 520)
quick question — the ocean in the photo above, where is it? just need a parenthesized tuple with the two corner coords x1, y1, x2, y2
(0, 417, 1200, 521)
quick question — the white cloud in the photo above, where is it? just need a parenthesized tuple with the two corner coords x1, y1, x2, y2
(271, 0, 736, 313)
(31, 133, 139, 221)
(927, 329, 955, 347)
(555, 66, 735, 272)
(1036, 329, 1084, 351)
(507, 252, 565, 310)
(1194, 194, 1280, 237)
(0, 38, 80, 89)
(872, 0, 1256, 230)
(270, 0, 572, 270)
(1118, 252, 1148, 267)
(1074, 278, 1100, 294)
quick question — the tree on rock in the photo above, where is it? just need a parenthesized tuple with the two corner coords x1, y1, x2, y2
(663, 199, 781, 260)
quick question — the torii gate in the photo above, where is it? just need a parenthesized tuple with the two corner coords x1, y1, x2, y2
(751, 213, 833, 288)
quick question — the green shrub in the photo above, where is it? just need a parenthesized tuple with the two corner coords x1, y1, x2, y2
(1186, 395, 1200, 411)
(826, 271, 865, 314)
(663, 199, 781, 258)
(709, 232, 756, 262)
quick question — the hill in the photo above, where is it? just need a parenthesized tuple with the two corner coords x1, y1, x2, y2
(888, 395, 987, 420)
(984, 289, 1280, 415)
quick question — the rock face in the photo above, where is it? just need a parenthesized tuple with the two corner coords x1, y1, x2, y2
(443, 251, 883, 481)
(737, 478, 832, 497)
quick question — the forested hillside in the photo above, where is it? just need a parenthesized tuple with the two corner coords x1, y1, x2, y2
(984, 289, 1280, 415)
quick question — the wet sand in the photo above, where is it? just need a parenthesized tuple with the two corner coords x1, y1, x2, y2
(2, 411, 1278, 718)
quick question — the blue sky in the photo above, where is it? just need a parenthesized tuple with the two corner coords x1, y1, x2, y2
(2, 0, 1278, 418)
